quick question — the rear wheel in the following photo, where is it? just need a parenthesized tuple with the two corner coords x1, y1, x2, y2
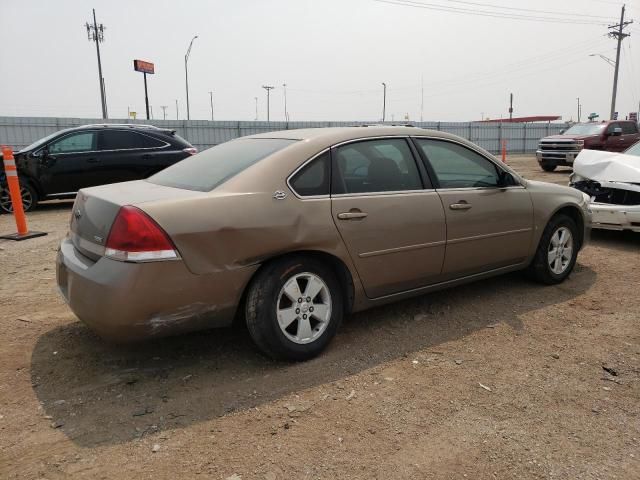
(0, 181, 37, 214)
(245, 256, 343, 361)
(527, 214, 578, 284)
(540, 162, 557, 172)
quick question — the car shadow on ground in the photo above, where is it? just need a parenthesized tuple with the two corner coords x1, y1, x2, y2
(590, 229, 640, 252)
(30, 266, 596, 448)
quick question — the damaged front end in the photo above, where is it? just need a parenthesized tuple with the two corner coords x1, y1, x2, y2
(571, 150, 640, 232)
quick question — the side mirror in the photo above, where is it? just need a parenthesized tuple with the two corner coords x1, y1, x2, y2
(559, 129, 566, 135)
(498, 171, 515, 188)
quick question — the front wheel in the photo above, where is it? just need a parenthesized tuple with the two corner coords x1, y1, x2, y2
(0, 181, 38, 214)
(527, 214, 579, 284)
(540, 162, 557, 172)
(245, 256, 344, 361)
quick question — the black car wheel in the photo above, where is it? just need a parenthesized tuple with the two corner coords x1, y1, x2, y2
(540, 162, 557, 172)
(527, 214, 579, 285)
(0, 182, 38, 214)
(245, 256, 344, 361)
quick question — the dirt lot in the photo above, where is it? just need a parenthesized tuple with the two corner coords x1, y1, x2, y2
(1, 156, 639, 480)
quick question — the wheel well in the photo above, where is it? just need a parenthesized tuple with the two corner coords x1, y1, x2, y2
(553, 206, 585, 248)
(234, 251, 356, 324)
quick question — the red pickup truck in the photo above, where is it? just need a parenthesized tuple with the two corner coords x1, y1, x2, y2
(536, 120, 640, 171)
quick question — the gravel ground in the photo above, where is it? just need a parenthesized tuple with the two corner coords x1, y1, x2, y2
(1, 155, 639, 480)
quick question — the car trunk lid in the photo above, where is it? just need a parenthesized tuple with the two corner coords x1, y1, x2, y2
(70, 180, 205, 261)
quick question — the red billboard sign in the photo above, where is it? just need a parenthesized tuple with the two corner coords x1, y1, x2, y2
(133, 59, 155, 74)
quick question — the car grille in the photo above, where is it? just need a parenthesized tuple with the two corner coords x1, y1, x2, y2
(538, 141, 581, 152)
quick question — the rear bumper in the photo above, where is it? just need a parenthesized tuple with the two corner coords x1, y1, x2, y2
(536, 150, 581, 166)
(589, 203, 640, 232)
(56, 237, 258, 342)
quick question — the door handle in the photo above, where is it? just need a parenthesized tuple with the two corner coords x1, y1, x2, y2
(141, 153, 152, 159)
(337, 211, 368, 220)
(449, 202, 472, 211)
(86, 157, 100, 163)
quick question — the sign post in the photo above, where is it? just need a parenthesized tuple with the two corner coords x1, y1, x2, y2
(133, 60, 155, 120)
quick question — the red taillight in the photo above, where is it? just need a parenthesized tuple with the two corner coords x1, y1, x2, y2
(105, 206, 178, 262)
(183, 147, 198, 155)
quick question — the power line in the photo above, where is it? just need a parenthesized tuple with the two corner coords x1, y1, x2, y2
(442, 0, 615, 20)
(372, 0, 613, 25)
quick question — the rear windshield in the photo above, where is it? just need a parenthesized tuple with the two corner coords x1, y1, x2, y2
(564, 124, 605, 135)
(148, 138, 297, 191)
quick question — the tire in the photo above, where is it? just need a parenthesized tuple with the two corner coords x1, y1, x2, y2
(540, 162, 557, 172)
(0, 181, 38, 214)
(245, 256, 344, 361)
(527, 214, 579, 285)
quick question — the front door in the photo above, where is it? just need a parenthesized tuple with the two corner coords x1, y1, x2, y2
(330, 137, 446, 299)
(414, 138, 534, 279)
(38, 130, 99, 195)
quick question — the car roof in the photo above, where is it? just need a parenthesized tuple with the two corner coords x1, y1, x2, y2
(245, 126, 464, 144)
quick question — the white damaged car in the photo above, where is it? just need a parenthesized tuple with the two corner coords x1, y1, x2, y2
(570, 142, 640, 232)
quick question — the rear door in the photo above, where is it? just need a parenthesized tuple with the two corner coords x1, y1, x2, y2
(620, 122, 640, 150)
(414, 138, 534, 280)
(330, 137, 446, 299)
(38, 130, 99, 194)
(95, 129, 169, 185)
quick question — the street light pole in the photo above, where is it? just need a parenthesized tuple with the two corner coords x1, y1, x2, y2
(254, 97, 258, 121)
(282, 83, 288, 122)
(262, 85, 274, 121)
(381, 82, 387, 122)
(576, 97, 581, 123)
(184, 35, 198, 120)
(209, 91, 214, 121)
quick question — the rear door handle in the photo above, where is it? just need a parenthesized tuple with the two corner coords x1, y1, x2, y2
(337, 212, 368, 220)
(449, 202, 472, 211)
(86, 157, 100, 163)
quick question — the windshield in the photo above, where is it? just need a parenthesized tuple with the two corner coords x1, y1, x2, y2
(563, 124, 606, 135)
(148, 138, 298, 191)
(625, 141, 640, 157)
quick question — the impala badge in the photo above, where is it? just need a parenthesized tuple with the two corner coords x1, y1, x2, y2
(74, 209, 82, 220)
(273, 190, 287, 200)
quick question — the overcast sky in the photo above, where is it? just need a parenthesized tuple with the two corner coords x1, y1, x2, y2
(0, 0, 638, 122)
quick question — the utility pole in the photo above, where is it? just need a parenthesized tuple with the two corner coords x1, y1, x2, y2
(254, 97, 258, 121)
(150, 105, 153, 120)
(262, 85, 274, 121)
(161, 105, 168, 120)
(420, 75, 424, 123)
(509, 93, 514, 121)
(175, 99, 179, 120)
(184, 35, 198, 120)
(209, 91, 214, 121)
(608, 4, 632, 120)
(282, 83, 288, 122)
(381, 82, 387, 122)
(86, 9, 108, 119)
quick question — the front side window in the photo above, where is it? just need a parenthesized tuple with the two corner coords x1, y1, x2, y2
(606, 123, 621, 134)
(48, 132, 97, 154)
(332, 138, 423, 194)
(416, 139, 501, 189)
(149, 138, 297, 191)
(290, 151, 330, 196)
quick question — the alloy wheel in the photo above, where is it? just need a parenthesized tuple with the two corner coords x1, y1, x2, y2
(547, 226, 573, 275)
(276, 272, 332, 345)
(0, 186, 33, 213)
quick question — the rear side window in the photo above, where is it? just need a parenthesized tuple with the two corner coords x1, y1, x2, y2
(332, 138, 423, 194)
(99, 130, 165, 150)
(289, 151, 330, 196)
(621, 122, 638, 134)
(149, 138, 297, 191)
(416, 139, 501, 188)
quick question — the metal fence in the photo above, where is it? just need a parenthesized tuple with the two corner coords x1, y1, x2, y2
(0, 116, 568, 154)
